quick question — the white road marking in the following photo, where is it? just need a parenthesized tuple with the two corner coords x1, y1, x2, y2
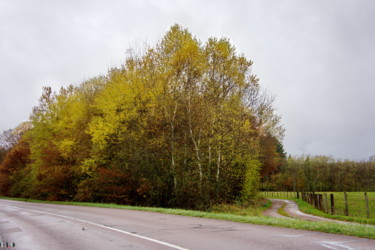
(279, 233, 311, 237)
(4, 205, 189, 250)
(320, 241, 355, 250)
(320, 243, 340, 250)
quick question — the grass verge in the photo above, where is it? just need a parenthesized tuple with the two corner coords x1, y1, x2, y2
(1, 196, 375, 239)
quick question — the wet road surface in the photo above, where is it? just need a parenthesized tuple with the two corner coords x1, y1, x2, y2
(1, 199, 374, 249)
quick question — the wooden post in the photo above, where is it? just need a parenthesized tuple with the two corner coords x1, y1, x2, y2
(330, 193, 335, 215)
(365, 192, 370, 218)
(307, 193, 311, 205)
(297, 191, 299, 199)
(324, 193, 329, 213)
(318, 194, 323, 211)
(314, 194, 318, 208)
(344, 192, 349, 216)
(308, 193, 311, 204)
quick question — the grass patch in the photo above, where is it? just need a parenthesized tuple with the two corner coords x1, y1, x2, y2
(259, 191, 298, 200)
(277, 203, 290, 217)
(209, 199, 271, 216)
(1, 196, 375, 239)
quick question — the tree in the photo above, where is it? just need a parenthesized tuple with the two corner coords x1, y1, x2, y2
(0, 123, 31, 196)
(2, 24, 285, 208)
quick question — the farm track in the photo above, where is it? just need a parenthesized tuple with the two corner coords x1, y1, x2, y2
(264, 199, 367, 225)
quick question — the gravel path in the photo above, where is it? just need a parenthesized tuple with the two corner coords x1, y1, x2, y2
(262, 199, 289, 219)
(264, 199, 355, 224)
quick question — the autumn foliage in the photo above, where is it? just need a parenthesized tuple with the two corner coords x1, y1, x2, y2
(0, 25, 284, 208)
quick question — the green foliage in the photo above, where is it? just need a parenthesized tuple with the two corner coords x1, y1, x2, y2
(241, 158, 261, 203)
(0, 25, 284, 208)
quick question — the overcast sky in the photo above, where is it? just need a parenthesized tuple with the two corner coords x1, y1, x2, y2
(1, 0, 374, 160)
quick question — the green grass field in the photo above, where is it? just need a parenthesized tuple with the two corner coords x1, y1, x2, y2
(260, 191, 375, 220)
(259, 191, 299, 200)
(317, 192, 374, 218)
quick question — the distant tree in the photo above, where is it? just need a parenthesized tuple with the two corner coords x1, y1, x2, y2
(263, 155, 375, 192)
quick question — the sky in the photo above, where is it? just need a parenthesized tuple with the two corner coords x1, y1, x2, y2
(1, 0, 374, 160)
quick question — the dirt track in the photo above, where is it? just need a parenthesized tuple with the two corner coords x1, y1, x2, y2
(264, 199, 356, 224)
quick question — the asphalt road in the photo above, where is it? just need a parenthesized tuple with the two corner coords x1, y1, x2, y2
(1, 199, 374, 250)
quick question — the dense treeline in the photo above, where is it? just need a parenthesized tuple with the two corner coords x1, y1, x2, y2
(261, 155, 375, 192)
(0, 25, 284, 208)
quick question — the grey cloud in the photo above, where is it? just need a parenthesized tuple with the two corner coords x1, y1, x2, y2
(1, 0, 374, 160)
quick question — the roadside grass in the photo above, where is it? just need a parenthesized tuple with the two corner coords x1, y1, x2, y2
(208, 199, 271, 216)
(1, 196, 375, 239)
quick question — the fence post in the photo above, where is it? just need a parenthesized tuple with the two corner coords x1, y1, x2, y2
(318, 194, 323, 211)
(307, 193, 310, 204)
(324, 193, 328, 213)
(330, 193, 335, 215)
(344, 192, 349, 216)
(297, 191, 299, 199)
(365, 192, 370, 218)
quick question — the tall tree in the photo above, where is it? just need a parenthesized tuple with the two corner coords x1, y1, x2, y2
(2, 24, 285, 208)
